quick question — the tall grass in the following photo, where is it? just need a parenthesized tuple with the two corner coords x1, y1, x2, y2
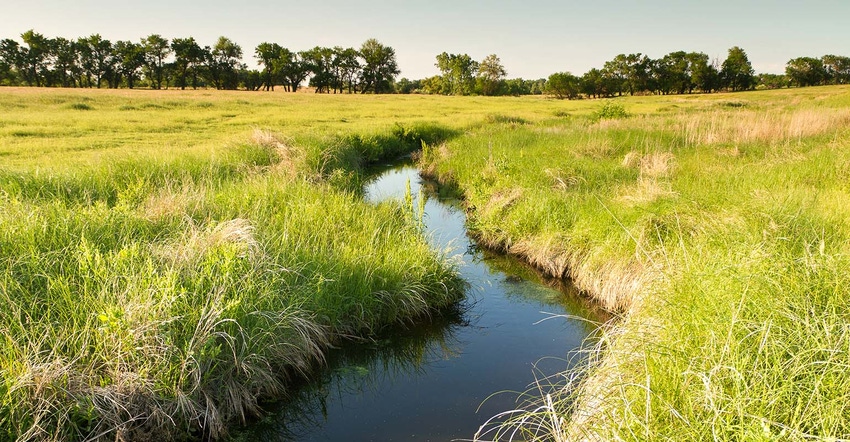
(417, 86, 850, 440)
(4, 85, 850, 441)
(0, 89, 467, 441)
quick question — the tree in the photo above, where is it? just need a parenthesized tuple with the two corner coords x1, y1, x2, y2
(171, 37, 204, 89)
(785, 57, 828, 87)
(502, 78, 530, 96)
(660, 51, 692, 94)
(688, 52, 720, 93)
(78, 34, 114, 88)
(49, 37, 78, 87)
(255, 42, 282, 91)
(273, 48, 310, 92)
(114, 40, 145, 88)
(142, 34, 170, 89)
(240, 68, 263, 91)
(546, 72, 580, 99)
(333, 47, 360, 93)
(435, 52, 478, 95)
(0, 45, 12, 84)
(205, 37, 243, 90)
(822, 55, 850, 85)
(721, 46, 755, 92)
(581, 68, 605, 98)
(602, 55, 628, 96)
(477, 54, 507, 96)
(20, 30, 51, 86)
(419, 75, 444, 95)
(359, 38, 399, 94)
(756, 73, 789, 89)
(395, 77, 421, 94)
(0, 39, 23, 85)
(0, 58, 10, 84)
(529, 79, 547, 95)
(603, 53, 650, 96)
(302, 46, 335, 93)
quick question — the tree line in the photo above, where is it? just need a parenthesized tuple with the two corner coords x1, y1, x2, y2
(538, 48, 850, 99)
(1, 30, 847, 97)
(388, 48, 752, 98)
(782, 55, 850, 88)
(397, 47, 850, 98)
(538, 47, 755, 99)
(0, 30, 399, 93)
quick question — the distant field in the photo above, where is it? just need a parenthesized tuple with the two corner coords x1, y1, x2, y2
(2, 86, 850, 441)
(0, 87, 575, 171)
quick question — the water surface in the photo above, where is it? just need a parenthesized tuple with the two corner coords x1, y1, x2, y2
(239, 165, 600, 441)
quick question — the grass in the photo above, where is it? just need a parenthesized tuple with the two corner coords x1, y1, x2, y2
(415, 85, 850, 440)
(0, 88, 476, 441)
(3, 85, 850, 441)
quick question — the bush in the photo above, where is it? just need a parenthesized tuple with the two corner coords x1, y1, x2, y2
(593, 101, 628, 120)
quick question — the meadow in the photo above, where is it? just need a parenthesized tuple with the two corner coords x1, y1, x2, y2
(1, 85, 850, 441)
(0, 88, 490, 441)
(419, 85, 850, 440)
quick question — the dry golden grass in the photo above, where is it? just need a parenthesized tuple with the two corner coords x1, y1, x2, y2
(680, 108, 850, 146)
(482, 188, 524, 216)
(250, 128, 307, 178)
(140, 184, 201, 221)
(638, 152, 675, 179)
(619, 177, 678, 206)
(545, 168, 586, 191)
(154, 218, 261, 271)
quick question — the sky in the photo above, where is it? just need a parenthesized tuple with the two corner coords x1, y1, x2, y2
(2, 0, 848, 79)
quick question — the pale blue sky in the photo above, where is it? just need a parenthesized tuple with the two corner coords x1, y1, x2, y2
(2, 0, 847, 79)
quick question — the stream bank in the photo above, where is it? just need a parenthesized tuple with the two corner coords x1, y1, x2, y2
(235, 164, 604, 441)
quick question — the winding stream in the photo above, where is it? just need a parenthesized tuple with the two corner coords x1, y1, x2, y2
(237, 164, 601, 441)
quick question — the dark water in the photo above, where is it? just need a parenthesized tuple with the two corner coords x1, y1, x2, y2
(237, 165, 601, 441)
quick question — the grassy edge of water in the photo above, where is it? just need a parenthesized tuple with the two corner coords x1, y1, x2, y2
(417, 87, 850, 441)
(0, 123, 467, 441)
(417, 150, 648, 442)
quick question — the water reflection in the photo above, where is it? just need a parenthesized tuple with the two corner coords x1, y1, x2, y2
(233, 164, 601, 441)
(243, 308, 468, 441)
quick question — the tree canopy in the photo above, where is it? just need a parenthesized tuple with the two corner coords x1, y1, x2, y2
(359, 38, 399, 94)
(477, 54, 507, 96)
(546, 72, 580, 99)
(0, 30, 846, 96)
(721, 46, 755, 92)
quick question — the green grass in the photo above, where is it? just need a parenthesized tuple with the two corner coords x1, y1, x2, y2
(3, 85, 850, 441)
(416, 85, 850, 440)
(0, 88, 476, 441)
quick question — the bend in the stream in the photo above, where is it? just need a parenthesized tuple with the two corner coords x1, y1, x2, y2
(233, 163, 603, 441)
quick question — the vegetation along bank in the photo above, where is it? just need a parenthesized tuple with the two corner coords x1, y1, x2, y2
(0, 89, 473, 441)
(419, 85, 850, 441)
(2, 84, 850, 441)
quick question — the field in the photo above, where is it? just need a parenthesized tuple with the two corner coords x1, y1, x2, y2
(419, 86, 850, 440)
(2, 86, 850, 441)
(0, 88, 481, 441)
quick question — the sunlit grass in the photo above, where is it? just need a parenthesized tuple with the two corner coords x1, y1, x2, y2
(0, 88, 472, 441)
(416, 85, 850, 440)
(4, 85, 850, 441)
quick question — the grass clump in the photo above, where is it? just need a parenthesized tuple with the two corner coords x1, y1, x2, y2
(67, 102, 94, 110)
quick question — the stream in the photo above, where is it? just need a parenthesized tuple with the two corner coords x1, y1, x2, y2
(237, 164, 601, 441)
